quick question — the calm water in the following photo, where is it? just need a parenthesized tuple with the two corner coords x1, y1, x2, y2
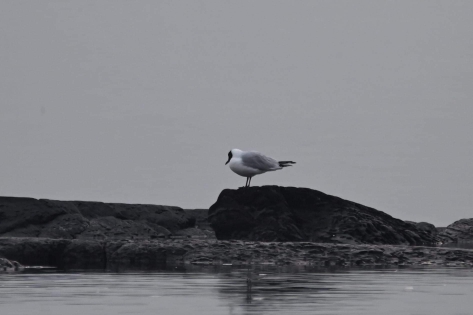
(1, 267, 473, 315)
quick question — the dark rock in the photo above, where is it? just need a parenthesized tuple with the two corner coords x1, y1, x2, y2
(438, 218, 473, 244)
(0, 237, 69, 267)
(2, 237, 473, 269)
(405, 221, 439, 241)
(174, 227, 216, 239)
(184, 209, 212, 230)
(436, 227, 447, 233)
(0, 257, 23, 271)
(76, 216, 158, 240)
(145, 223, 172, 238)
(181, 210, 216, 239)
(62, 240, 106, 269)
(209, 186, 438, 245)
(0, 197, 69, 235)
(0, 196, 194, 240)
(106, 241, 169, 270)
(39, 214, 90, 239)
(0, 237, 104, 269)
(412, 222, 437, 234)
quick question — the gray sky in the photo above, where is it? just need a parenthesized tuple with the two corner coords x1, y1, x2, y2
(1, 1, 472, 226)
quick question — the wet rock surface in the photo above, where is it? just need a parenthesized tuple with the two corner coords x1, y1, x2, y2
(209, 186, 439, 245)
(0, 257, 23, 271)
(0, 197, 194, 240)
(1, 237, 473, 270)
(438, 219, 473, 244)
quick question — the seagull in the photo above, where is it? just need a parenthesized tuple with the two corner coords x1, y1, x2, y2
(225, 149, 296, 187)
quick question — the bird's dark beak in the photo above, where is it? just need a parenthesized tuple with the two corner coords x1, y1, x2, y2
(225, 151, 232, 165)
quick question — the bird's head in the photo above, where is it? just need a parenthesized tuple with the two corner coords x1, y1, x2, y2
(225, 148, 242, 165)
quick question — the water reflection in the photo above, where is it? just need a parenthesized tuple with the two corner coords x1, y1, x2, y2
(216, 267, 382, 314)
(441, 242, 473, 250)
(1, 266, 472, 315)
(213, 266, 473, 315)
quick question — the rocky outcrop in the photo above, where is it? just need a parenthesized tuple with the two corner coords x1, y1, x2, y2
(184, 209, 212, 231)
(0, 237, 104, 269)
(3, 190, 472, 271)
(209, 186, 439, 245)
(0, 257, 23, 271)
(1, 237, 473, 270)
(0, 197, 195, 240)
(182, 209, 215, 239)
(438, 219, 473, 244)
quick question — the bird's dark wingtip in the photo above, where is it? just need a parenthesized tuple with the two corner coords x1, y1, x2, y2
(278, 161, 296, 167)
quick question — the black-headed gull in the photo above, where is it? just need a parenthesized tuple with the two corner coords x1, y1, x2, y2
(225, 149, 295, 187)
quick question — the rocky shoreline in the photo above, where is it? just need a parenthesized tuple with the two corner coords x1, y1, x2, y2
(1, 237, 473, 271)
(1, 187, 473, 270)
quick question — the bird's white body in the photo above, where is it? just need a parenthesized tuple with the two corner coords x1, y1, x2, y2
(228, 156, 266, 177)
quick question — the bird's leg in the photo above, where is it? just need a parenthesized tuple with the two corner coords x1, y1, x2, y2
(245, 177, 249, 187)
(248, 177, 252, 187)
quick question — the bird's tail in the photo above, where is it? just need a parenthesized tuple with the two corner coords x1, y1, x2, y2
(278, 161, 296, 168)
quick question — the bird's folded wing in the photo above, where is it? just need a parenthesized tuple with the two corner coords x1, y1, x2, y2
(241, 152, 280, 171)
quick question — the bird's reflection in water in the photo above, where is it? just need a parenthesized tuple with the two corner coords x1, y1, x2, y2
(246, 275, 252, 302)
(217, 264, 344, 314)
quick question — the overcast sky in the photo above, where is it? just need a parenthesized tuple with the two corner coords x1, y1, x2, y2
(1, 1, 472, 226)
